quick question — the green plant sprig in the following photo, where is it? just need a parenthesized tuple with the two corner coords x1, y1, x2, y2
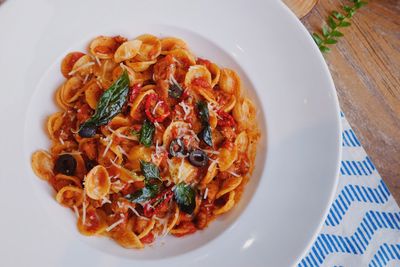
(313, 0, 368, 53)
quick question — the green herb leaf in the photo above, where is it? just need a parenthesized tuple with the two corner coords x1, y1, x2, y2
(319, 45, 331, 53)
(125, 183, 161, 203)
(198, 124, 213, 147)
(312, 33, 323, 45)
(197, 101, 209, 124)
(339, 21, 351, 27)
(140, 160, 160, 181)
(343, 5, 352, 12)
(322, 26, 330, 37)
(331, 30, 344, 37)
(79, 71, 130, 137)
(328, 16, 337, 29)
(139, 119, 155, 147)
(168, 78, 184, 99)
(355, 1, 367, 9)
(325, 38, 338, 44)
(332, 11, 345, 20)
(173, 182, 196, 214)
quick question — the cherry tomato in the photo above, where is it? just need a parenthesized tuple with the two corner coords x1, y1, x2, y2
(217, 110, 236, 127)
(145, 93, 170, 123)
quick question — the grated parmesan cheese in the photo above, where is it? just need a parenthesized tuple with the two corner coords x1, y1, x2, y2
(102, 137, 113, 158)
(227, 171, 240, 177)
(128, 206, 149, 220)
(94, 56, 101, 66)
(68, 62, 95, 76)
(178, 101, 191, 120)
(73, 205, 80, 218)
(101, 197, 111, 205)
(59, 137, 65, 145)
(82, 74, 90, 84)
(203, 187, 209, 200)
(82, 190, 87, 225)
(105, 218, 125, 232)
(152, 101, 164, 116)
(203, 149, 220, 155)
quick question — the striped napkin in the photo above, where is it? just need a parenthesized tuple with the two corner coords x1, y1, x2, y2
(299, 113, 400, 267)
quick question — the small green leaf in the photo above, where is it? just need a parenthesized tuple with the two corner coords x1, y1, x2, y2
(125, 183, 161, 203)
(140, 160, 160, 181)
(343, 5, 352, 13)
(348, 9, 356, 18)
(319, 45, 331, 53)
(331, 30, 344, 37)
(328, 16, 337, 29)
(332, 11, 345, 20)
(139, 119, 155, 147)
(355, 1, 367, 9)
(325, 38, 338, 44)
(312, 33, 323, 46)
(339, 21, 351, 27)
(173, 183, 196, 214)
(322, 26, 330, 37)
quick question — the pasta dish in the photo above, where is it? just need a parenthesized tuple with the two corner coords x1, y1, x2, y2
(31, 34, 260, 248)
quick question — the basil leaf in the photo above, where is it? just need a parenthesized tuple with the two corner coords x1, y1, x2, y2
(197, 101, 209, 124)
(79, 71, 130, 137)
(168, 78, 183, 99)
(125, 183, 160, 203)
(173, 182, 196, 214)
(198, 124, 213, 147)
(139, 119, 155, 147)
(140, 160, 160, 181)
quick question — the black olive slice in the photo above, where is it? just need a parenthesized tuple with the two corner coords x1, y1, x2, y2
(55, 154, 77, 176)
(188, 149, 209, 167)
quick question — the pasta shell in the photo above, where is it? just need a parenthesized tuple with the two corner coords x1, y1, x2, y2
(223, 95, 236, 113)
(233, 97, 257, 130)
(61, 76, 84, 104)
(71, 153, 87, 179)
(161, 37, 188, 54)
(200, 161, 218, 188)
(234, 131, 249, 154)
(135, 34, 161, 61)
(54, 173, 82, 188)
(114, 39, 143, 63)
(166, 49, 196, 68)
(69, 55, 95, 76)
(47, 112, 64, 139)
(95, 59, 118, 88)
(55, 186, 84, 207)
(184, 65, 211, 88)
(129, 89, 155, 119)
(77, 206, 108, 236)
(168, 158, 197, 184)
(31, 150, 54, 181)
(166, 205, 180, 233)
(213, 191, 235, 215)
(127, 146, 153, 171)
(109, 115, 131, 128)
(162, 121, 190, 147)
(125, 59, 156, 72)
(219, 68, 240, 96)
(61, 52, 85, 78)
(208, 62, 221, 87)
(55, 85, 69, 110)
(89, 36, 118, 59)
(216, 176, 243, 199)
(112, 64, 136, 86)
(84, 80, 103, 109)
(84, 165, 111, 200)
(217, 146, 238, 172)
(112, 223, 144, 249)
(137, 219, 156, 239)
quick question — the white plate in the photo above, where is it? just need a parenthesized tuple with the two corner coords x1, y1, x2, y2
(0, 0, 341, 266)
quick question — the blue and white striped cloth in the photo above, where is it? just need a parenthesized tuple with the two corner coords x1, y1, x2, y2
(299, 113, 400, 267)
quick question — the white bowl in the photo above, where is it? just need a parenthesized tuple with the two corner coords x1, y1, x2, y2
(0, 0, 341, 266)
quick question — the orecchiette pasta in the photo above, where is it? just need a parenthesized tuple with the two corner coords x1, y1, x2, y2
(31, 33, 260, 249)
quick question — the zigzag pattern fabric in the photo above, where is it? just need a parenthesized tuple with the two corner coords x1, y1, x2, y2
(299, 114, 400, 266)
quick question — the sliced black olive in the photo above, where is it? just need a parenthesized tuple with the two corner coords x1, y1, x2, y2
(169, 138, 185, 157)
(55, 154, 77, 176)
(188, 149, 209, 167)
(78, 124, 97, 138)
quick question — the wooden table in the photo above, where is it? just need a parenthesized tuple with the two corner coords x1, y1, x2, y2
(287, 0, 400, 204)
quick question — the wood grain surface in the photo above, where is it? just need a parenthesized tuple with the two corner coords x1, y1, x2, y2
(296, 0, 400, 204)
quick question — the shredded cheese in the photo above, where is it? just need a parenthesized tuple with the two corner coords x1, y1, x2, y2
(102, 137, 113, 158)
(152, 101, 164, 116)
(83, 74, 90, 84)
(105, 218, 125, 232)
(101, 197, 111, 205)
(227, 171, 240, 177)
(117, 145, 128, 156)
(68, 62, 95, 76)
(128, 206, 149, 220)
(203, 187, 209, 200)
(73, 205, 80, 218)
(82, 190, 87, 225)
(94, 56, 101, 66)
(178, 158, 185, 183)
(203, 149, 220, 155)
(178, 101, 191, 120)
(59, 137, 65, 145)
